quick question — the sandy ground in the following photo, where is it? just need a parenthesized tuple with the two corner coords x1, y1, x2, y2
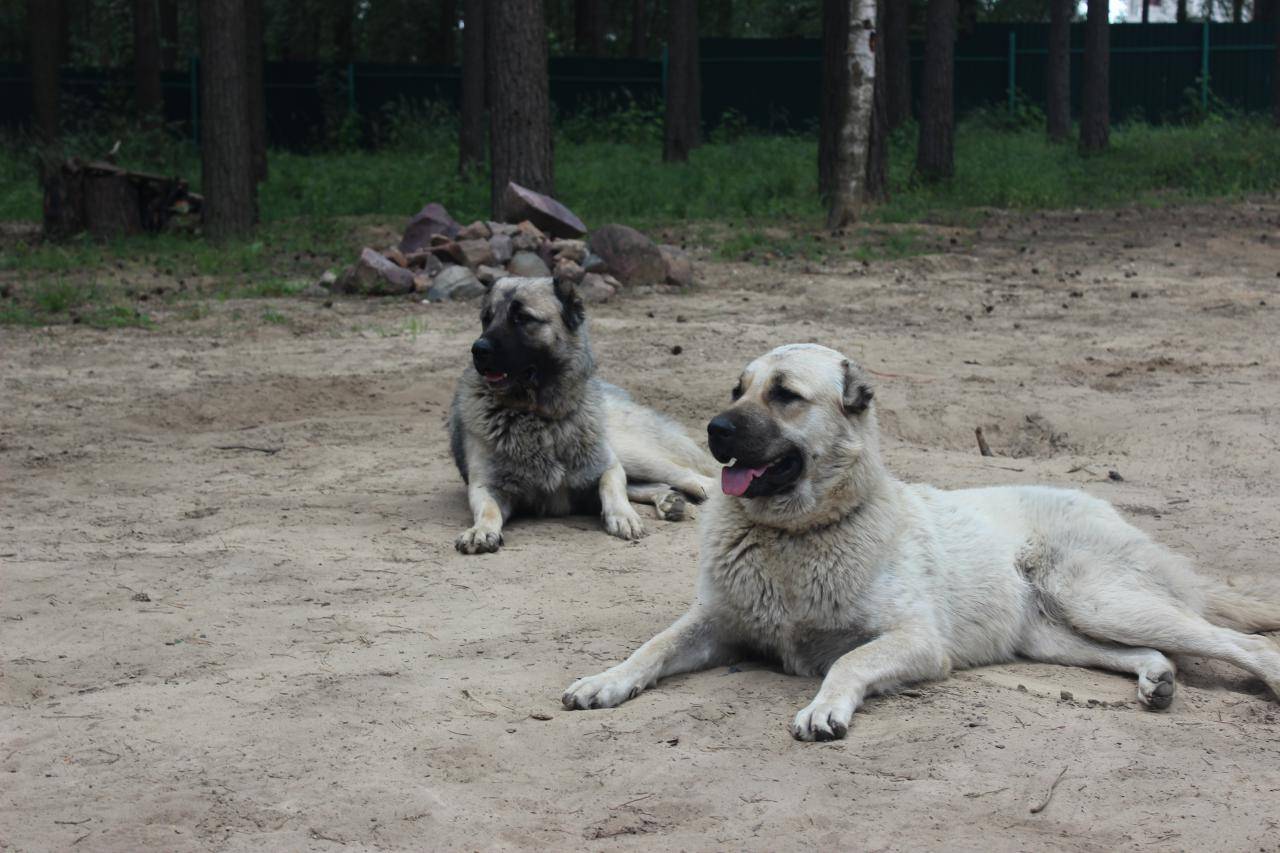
(3, 202, 1280, 851)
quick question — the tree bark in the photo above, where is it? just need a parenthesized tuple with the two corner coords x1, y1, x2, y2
(819, 0, 848, 202)
(1232, 0, 1243, 23)
(1177, 0, 1188, 23)
(826, 1, 879, 229)
(1046, 0, 1071, 142)
(630, 0, 647, 57)
(1142, 0, 1150, 23)
(134, 0, 164, 122)
(865, 0, 889, 206)
(30, 0, 60, 142)
(159, 0, 179, 69)
(245, 0, 267, 187)
(459, 0, 486, 177)
(916, 0, 956, 182)
(486, 0, 554, 216)
(1079, 0, 1109, 154)
(199, 0, 256, 240)
(663, 0, 700, 162)
(883, 0, 911, 131)
(1257, 0, 1275, 22)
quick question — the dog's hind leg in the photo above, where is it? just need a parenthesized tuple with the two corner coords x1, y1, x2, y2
(1019, 618, 1177, 709)
(626, 483, 688, 521)
(1060, 582, 1280, 701)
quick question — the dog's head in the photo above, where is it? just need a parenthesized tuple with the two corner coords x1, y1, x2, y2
(708, 344, 882, 529)
(470, 276, 589, 398)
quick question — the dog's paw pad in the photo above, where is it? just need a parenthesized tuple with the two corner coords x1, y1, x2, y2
(655, 491, 687, 522)
(1139, 670, 1176, 710)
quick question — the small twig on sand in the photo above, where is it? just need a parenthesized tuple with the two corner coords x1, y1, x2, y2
(214, 445, 281, 455)
(975, 427, 993, 457)
(1029, 767, 1069, 814)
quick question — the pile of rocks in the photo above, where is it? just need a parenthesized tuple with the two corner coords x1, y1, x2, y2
(326, 182, 693, 304)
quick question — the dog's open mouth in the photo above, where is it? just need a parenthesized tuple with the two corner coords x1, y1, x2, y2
(483, 371, 510, 386)
(721, 450, 803, 498)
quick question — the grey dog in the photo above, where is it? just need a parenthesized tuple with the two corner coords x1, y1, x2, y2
(449, 276, 716, 554)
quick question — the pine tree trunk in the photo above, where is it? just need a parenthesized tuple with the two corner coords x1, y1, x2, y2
(883, 0, 911, 131)
(827, 1, 879, 229)
(199, 0, 256, 240)
(1177, 0, 1188, 23)
(630, 0, 647, 57)
(1233, 0, 1244, 23)
(819, 0, 848, 203)
(159, 0, 178, 69)
(245, 0, 267, 187)
(134, 0, 164, 122)
(30, 0, 60, 142)
(663, 0, 700, 162)
(1080, 0, 1110, 154)
(459, 0, 486, 177)
(1257, 0, 1275, 23)
(486, 0, 554, 216)
(916, 0, 956, 182)
(1046, 0, 1071, 142)
(1142, 0, 1150, 23)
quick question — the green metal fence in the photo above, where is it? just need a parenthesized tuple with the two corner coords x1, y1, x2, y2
(0, 23, 1273, 148)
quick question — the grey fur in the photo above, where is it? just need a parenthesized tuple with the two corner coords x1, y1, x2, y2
(450, 277, 716, 554)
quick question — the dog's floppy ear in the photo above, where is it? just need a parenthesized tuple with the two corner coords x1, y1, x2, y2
(552, 275, 585, 331)
(840, 359, 874, 416)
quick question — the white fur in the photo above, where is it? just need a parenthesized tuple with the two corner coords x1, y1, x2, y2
(563, 344, 1280, 740)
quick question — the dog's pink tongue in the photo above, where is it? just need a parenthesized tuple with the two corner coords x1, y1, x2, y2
(721, 465, 769, 497)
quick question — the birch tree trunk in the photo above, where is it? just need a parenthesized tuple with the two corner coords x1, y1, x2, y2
(826, 0, 877, 230)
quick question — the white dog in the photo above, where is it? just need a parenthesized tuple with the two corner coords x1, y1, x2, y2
(563, 344, 1280, 740)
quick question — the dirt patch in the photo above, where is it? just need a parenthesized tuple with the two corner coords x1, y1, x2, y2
(3, 201, 1280, 851)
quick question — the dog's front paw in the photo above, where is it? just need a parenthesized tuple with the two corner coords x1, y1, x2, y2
(562, 669, 643, 710)
(792, 694, 858, 741)
(604, 506, 646, 541)
(455, 526, 503, 555)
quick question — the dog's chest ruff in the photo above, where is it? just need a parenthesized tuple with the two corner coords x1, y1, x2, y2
(482, 396, 610, 495)
(705, 518, 877, 676)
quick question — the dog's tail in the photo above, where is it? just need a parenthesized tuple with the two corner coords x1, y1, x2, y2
(1204, 582, 1280, 633)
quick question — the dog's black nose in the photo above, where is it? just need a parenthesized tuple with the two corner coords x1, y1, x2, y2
(471, 337, 494, 367)
(707, 415, 736, 442)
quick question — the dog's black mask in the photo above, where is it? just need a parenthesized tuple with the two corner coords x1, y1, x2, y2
(707, 407, 805, 498)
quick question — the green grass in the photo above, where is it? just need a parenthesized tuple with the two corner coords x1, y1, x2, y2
(3, 114, 1280, 328)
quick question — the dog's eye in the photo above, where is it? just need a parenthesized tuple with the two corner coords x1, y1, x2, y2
(771, 386, 804, 405)
(731, 383, 743, 401)
(513, 312, 541, 326)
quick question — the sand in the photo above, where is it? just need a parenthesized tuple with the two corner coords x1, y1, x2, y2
(3, 202, 1280, 851)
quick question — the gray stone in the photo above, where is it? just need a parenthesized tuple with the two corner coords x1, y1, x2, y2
(475, 264, 506, 286)
(489, 233, 514, 265)
(398, 203, 460, 254)
(587, 223, 665, 286)
(578, 273, 616, 303)
(499, 182, 587, 238)
(487, 221, 519, 237)
(507, 251, 552, 277)
(339, 247, 416, 296)
(582, 252, 607, 273)
(426, 265, 485, 302)
(658, 244, 694, 288)
(318, 269, 338, 288)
